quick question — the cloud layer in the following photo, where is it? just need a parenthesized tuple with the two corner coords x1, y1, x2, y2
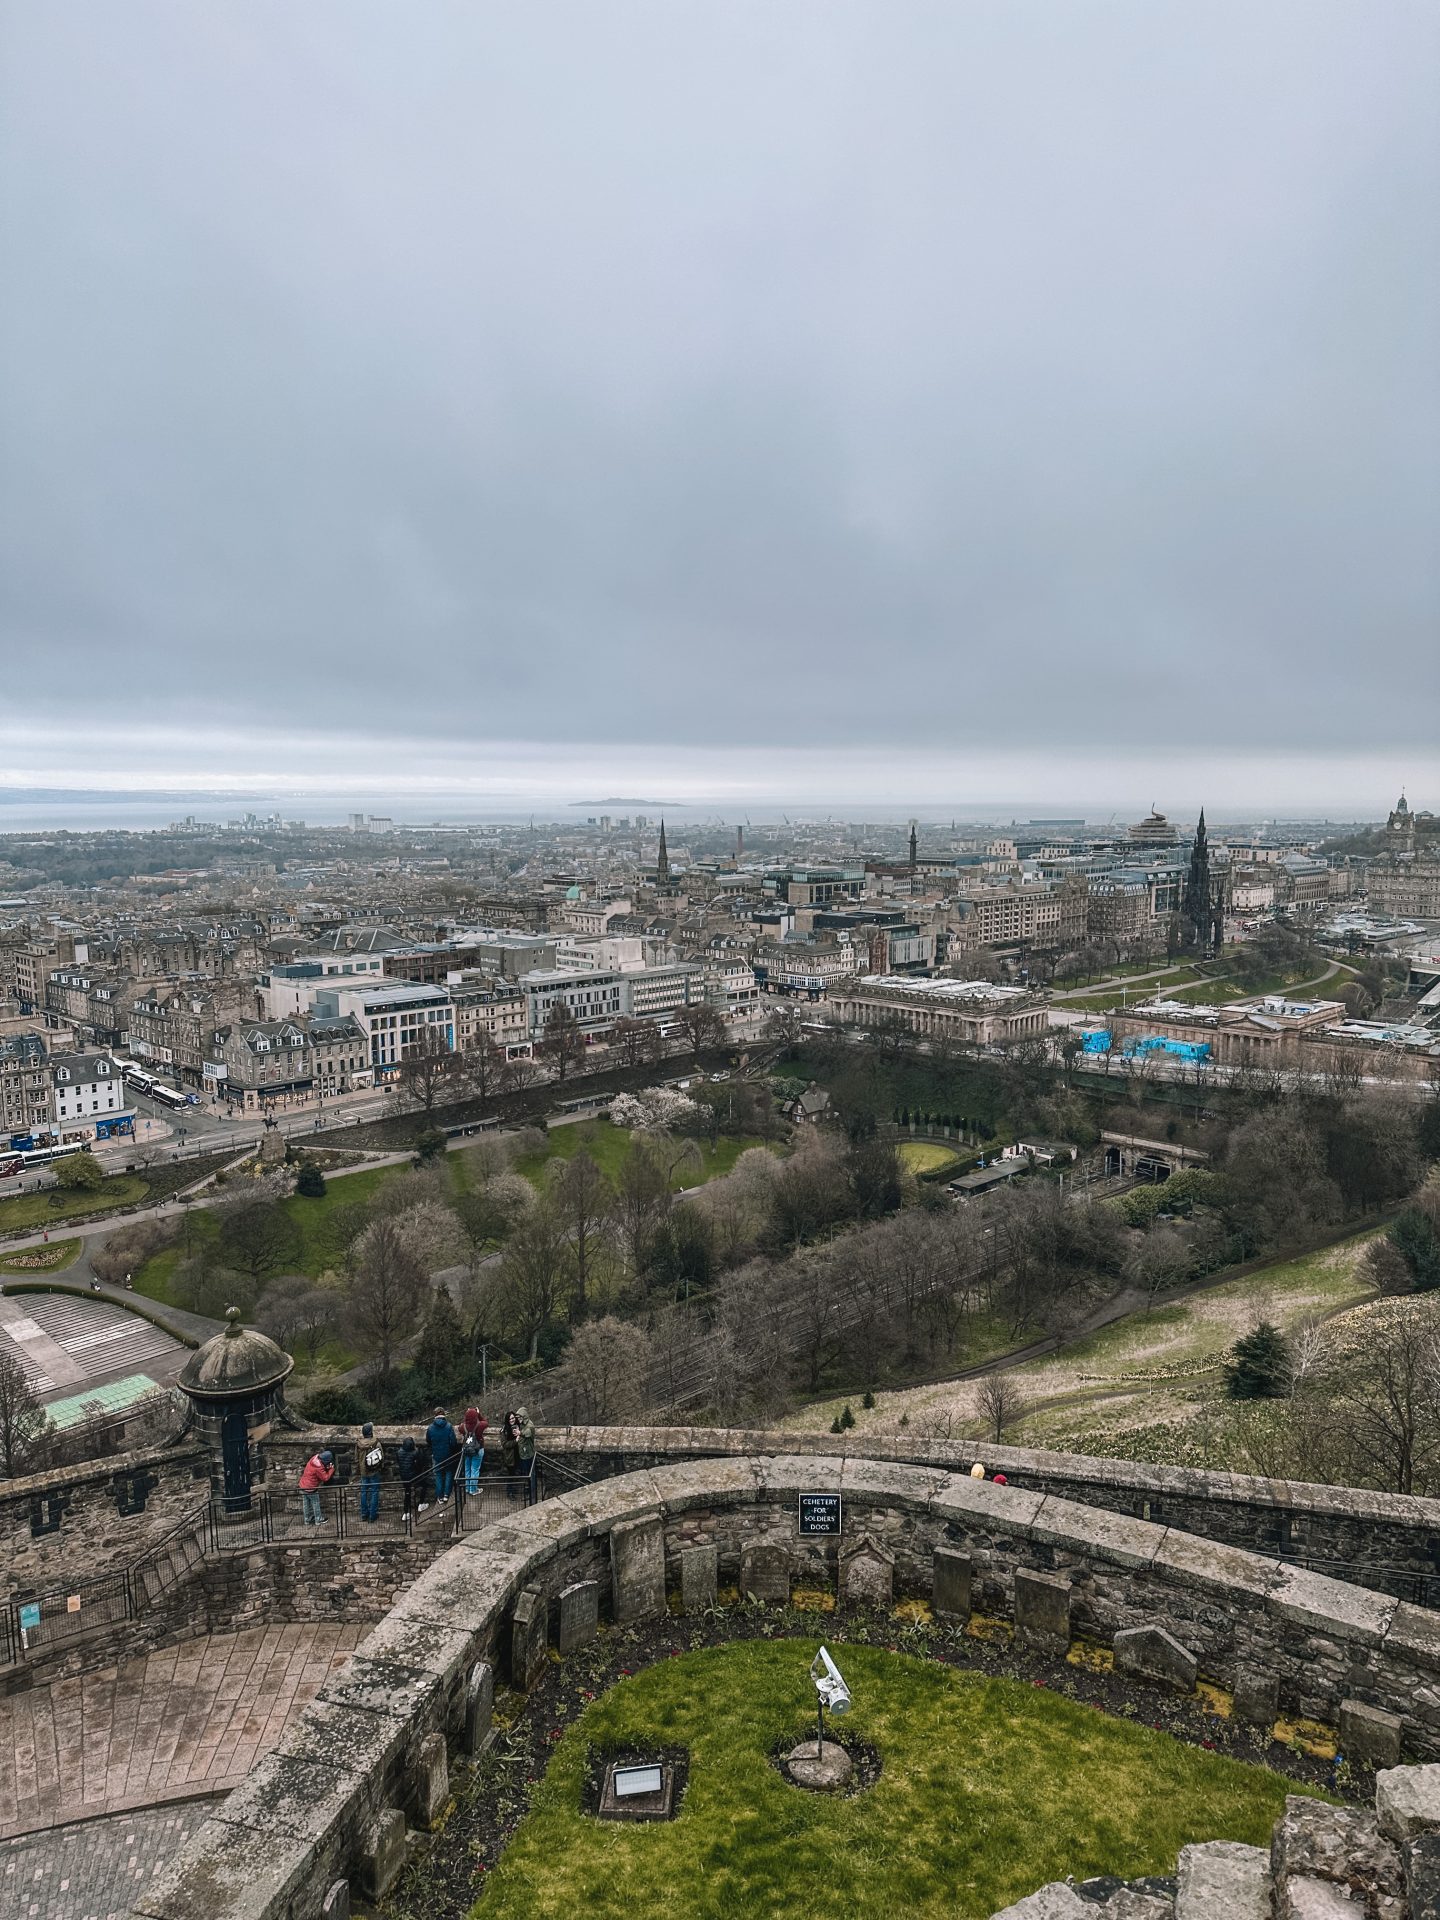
(2, 1, 1437, 799)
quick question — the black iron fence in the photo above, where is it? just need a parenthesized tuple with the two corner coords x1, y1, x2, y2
(1, 1468, 542, 1671)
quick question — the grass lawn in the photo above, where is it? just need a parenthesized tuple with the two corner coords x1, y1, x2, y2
(511, 1118, 762, 1191)
(475, 1640, 1309, 1920)
(0, 1237, 83, 1274)
(0, 1175, 150, 1234)
(897, 1140, 959, 1174)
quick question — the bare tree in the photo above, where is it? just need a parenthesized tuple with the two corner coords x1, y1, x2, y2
(679, 1002, 727, 1058)
(1333, 1308, 1440, 1495)
(542, 1002, 585, 1085)
(347, 1216, 430, 1379)
(547, 1149, 612, 1319)
(558, 1316, 654, 1422)
(496, 1197, 572, 1362)
(396, 1026, 461, 1118)
(461, 1032, 508, 1111)
(0, 1351, 49, 1477)
(975, 1370, 1028, 1443)
(255, 1280, 338, 1371)
(612, 1017, 661, 1070)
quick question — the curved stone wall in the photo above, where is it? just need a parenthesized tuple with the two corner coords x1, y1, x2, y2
(126, 1451, 1440, 1920)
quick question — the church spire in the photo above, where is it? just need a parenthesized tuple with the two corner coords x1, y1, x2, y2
(908, 820, 918, 871)
(656, 818, 669, 885)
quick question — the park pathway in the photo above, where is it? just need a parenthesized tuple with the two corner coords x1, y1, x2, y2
(0, 1623, 365, 1842)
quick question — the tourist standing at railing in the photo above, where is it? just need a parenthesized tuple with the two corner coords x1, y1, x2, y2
(515, 1407, 536, 1501)
(461, 1407, 487, 1495)
(358, 1423, 383, 1522)
(298, 1449, 335, 1526)
(426, 1407, 459, 1500)
(501, 1408, 521, 1494)
(399, 1435, 422, 1517)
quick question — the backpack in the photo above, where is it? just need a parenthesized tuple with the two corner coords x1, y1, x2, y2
(364, 1446, 382, 1471)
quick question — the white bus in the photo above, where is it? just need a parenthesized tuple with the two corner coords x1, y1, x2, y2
(151, 1084, 190, 1111)
(0, 1141, 92, 1176)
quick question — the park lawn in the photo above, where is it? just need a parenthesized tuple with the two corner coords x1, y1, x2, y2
(0, 1175, 150, 1235)
(475, 1640, 1313, 1920)
(0, 1237, 84, 1274)
(133, 1162, 414, 1299)
(512, 1118, 761, 1191)
(897, 1140, 960, 1174)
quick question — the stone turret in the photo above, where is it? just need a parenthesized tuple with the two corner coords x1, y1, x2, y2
(178, 1308, 294, 1512)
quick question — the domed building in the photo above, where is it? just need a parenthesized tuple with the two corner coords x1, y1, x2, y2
(178, 1309, 294, 1512)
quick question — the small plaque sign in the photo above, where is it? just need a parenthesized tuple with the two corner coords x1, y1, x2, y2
(798, 1492, 842, 1537)
(612, 1764, 663, 1798)
(66, 1594, 82, 1614)
(18, 1602, 40, 1632)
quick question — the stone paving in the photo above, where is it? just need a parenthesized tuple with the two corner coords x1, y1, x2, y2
(1, 1798, 215, 1920)
(0, 1623, 365, 1839)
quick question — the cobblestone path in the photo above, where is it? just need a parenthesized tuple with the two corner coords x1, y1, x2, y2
(1, 1799, 214, 1920)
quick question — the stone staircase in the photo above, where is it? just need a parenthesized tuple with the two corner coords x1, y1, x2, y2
(993, 1761, 1440, 1918)
(133, 1521, 208, 1609)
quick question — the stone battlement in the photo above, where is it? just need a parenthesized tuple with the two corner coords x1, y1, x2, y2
(123, 1452, 1440, 1920)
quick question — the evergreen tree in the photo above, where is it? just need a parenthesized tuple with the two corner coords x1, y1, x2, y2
(415, 1287, 465, 1395)
(1180, 808, 1212, 954)
(1224, 1321, 1291, 1399)
(1389, 1209, 1440, 1292)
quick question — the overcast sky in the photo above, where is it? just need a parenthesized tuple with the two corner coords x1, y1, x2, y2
(2, 1, 1437, 814)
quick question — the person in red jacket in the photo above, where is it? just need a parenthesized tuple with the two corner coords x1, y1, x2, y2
(299, 1449, 335, 1526)
(461, 1407, 488, 1495)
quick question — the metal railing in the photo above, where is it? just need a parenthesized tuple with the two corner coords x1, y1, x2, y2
(1, 1468, 543, 1670)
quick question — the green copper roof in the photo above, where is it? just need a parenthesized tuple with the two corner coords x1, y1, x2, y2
(45, 1373, 164, 1429)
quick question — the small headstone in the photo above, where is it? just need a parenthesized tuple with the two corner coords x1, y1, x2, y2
(1339, 1699, 1403, 1771)
(740, 1543, 790, 1604)
(610, 1514, 666, 1623)
(1377, 1763, 1440, 1844)
(511, 1588, 548, 1690)
(839, 1537, 894, 1609)
(321, 1880, 351, 1920)
(363, 1808, 406, 1900)
(1013, 1568, 1071, 1651)
(1232, 1666, 1279, 1728)
(680, 1545, 717, 1613)
(558, 1579, 600, 1653)
(932, 1546, 972, 1621)
(414, 1730, 449, 1827)
(1113, 1623, 1198, 1692)
(463, 1661, 494, 1756)
(1175, 1839, 1271, 1919)
(1406, 1832, 1440, 1920)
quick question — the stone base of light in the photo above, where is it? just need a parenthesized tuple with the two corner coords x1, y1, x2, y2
(785, 1739, 853, 1791)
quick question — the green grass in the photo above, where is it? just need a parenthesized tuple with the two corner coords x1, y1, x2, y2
(474, 1640, 1312, 1920)
(0, 1175, 150, 1233)
(0, 1237, 83, 1274)
(897, 1140, 959, 1174)
(512, 1118, 761, 1191)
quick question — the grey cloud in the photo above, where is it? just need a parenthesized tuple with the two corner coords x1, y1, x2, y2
(1, 0, 1437, 759)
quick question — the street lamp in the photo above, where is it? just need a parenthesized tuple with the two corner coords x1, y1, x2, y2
(809, 1645, 851, 1759)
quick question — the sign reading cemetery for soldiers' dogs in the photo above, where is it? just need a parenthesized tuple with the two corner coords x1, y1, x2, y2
(798, 1491, 842, 1537)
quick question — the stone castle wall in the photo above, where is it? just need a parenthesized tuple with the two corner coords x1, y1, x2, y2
(127, 1453, 1440, 1920)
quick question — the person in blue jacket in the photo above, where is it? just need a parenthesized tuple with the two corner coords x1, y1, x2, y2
(426, 1406, 459, 1500)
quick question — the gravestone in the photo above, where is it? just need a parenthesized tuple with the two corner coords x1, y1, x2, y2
(321, 1882, 350, 1920)
(839, 1537, 894, 1608)
(558, 1579, 600, 1653)
(610, 1514, 666, 1623)
(1113, 1623, 1198, 1692)
(1232, 1666, 1279, 1728)
(511, 1588, 548, 1690)
(363, 1809, 406, 1900)
(681, 1545, 717, 1614)
(463, 1661, 494, 1756)
(1014, 1568, 1071, 1651)
(933, 1546, 973, 1621)
(740, 1543, 790, 1603)
(414, 1730, 449, 1827)
(1340, 1699, 1404, 1770)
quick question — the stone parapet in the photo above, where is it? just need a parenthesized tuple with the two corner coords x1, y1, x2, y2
(123, 1455, 1440, 1920)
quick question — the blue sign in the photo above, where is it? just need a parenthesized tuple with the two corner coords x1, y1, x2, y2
(18, 1603, 40, 1632)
